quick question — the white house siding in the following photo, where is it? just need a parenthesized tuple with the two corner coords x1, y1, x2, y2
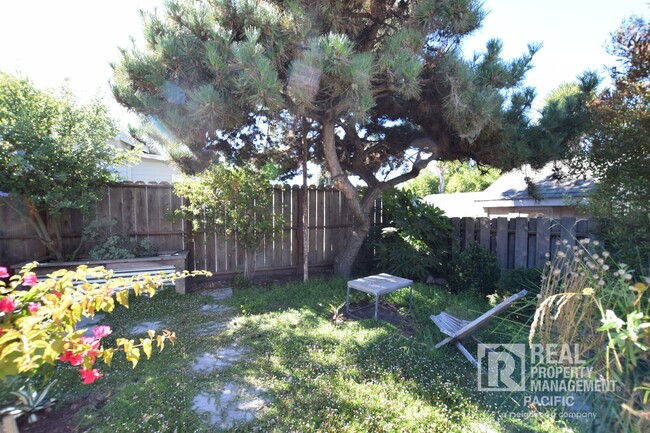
(117, 158, 181, 183)
(109, 136, 181, 183)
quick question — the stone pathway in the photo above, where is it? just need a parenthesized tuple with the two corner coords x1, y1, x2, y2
(192, 382, 267, 429)
(130, 320, 166, 334)
(191, 345, 248, 373)
(195, 287, 233, 301)
(188, 287, 268, 428)
(124, 286, 268, 428)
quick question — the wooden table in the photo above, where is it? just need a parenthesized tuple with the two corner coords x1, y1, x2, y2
(346, 273, 414, 321)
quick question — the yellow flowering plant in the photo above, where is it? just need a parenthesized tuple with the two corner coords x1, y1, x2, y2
(0, 262, 210, 384)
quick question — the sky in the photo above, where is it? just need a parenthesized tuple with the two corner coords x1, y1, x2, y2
(0, 0, 648, 130)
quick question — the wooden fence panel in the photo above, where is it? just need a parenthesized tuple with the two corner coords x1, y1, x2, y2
(5, 185, 598, 278)
(307, 186, 317, 266)
(478, 217, 490, 250)
(514, 217, 528, 268)
(536, 217, 551, 267)
(447, 216, 595, 270)
(463, 217, 474, 250)
(495, 217, 509, 267)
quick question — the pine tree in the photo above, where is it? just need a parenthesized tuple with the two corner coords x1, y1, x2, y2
(112, 0, 595, 277)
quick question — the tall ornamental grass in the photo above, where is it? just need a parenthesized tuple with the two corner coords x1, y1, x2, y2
(529, 238, 649, 432)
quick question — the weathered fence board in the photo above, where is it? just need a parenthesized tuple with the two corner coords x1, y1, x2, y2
(450, 216, 596, 269)
(2, 183, 595, 277)
(0, 183, 374, 278)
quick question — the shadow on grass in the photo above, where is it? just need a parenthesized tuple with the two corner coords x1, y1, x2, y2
(29, 279, 581, 433)
(222, 278, 567, 433)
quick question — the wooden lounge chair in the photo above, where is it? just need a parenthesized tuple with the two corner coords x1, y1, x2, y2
(430, 290, 527, 367)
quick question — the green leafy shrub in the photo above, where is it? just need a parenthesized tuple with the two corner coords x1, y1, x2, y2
(498, 267, 542, 295)
(88, 236, 157, 261)
(173, 164, 283, 279)
(374, 188, 452, 281)
(448, 242, 501, 295)
(84, 219, 158, 260)
(0, 72, 136, 261)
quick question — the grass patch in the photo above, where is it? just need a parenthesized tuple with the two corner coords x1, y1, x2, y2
(29, 279, 585, 432)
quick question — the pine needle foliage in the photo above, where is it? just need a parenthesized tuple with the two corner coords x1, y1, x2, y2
(113, 0, 597, 276)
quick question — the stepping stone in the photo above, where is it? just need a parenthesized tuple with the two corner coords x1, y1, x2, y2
(200, 304, 233, 314)
(192, 382, 267, 428)
(195, 322, 228, 336)
(192, 345, 247, 373)
(196, 288, 233, 300)
(130, 321, 165, 334)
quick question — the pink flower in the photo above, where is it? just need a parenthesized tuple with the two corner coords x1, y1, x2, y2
(60, 350, 84, 366)
(28, 303, 40, 314)
(79, 368, 103, 384)
(0, 297, 16, 313)
(93, 325, 112, 339)
(0, 267, 9, 278)
(22, 274, 38, 287)
(80, 336, 100, 350)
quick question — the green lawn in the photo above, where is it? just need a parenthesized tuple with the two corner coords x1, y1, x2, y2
(21, 278, 583, 432)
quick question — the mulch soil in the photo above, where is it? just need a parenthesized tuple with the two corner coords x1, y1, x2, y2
(16, 391, 110, 433)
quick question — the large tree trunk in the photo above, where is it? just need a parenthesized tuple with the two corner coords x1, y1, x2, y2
(320, 120, 433, 278)
(333, 218, 370, 278)
(321, 119, 376, 278)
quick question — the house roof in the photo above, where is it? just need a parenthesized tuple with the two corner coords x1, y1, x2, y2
(476, 162, 594, 203)
(421, 191, 486, 217)
(422, 162, 595, 217)
(113, 132, 172, 161)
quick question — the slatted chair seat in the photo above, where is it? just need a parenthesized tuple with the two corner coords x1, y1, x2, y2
(431, 290, 527, 368)
(431, 312, 470, 337)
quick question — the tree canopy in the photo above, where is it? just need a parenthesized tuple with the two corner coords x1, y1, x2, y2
(0, 72, 131, 260)
(112, 0, 596, 276)
(570, 16, 650, 264)
(404, 159, 501, 196)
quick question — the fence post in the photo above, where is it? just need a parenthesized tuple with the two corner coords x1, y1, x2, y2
(296, 185, 305, 277)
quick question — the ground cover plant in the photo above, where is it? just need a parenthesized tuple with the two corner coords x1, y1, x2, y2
(7, 276, 593, 433)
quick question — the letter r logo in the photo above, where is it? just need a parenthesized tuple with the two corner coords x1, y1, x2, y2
(478, 344, 526, 391)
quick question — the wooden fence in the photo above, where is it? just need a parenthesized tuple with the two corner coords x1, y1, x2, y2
(1, 183, 596, 276)
(0, 183, 376, 277)
(449, 216, 597, 269)
(0, 183, 186, 266)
